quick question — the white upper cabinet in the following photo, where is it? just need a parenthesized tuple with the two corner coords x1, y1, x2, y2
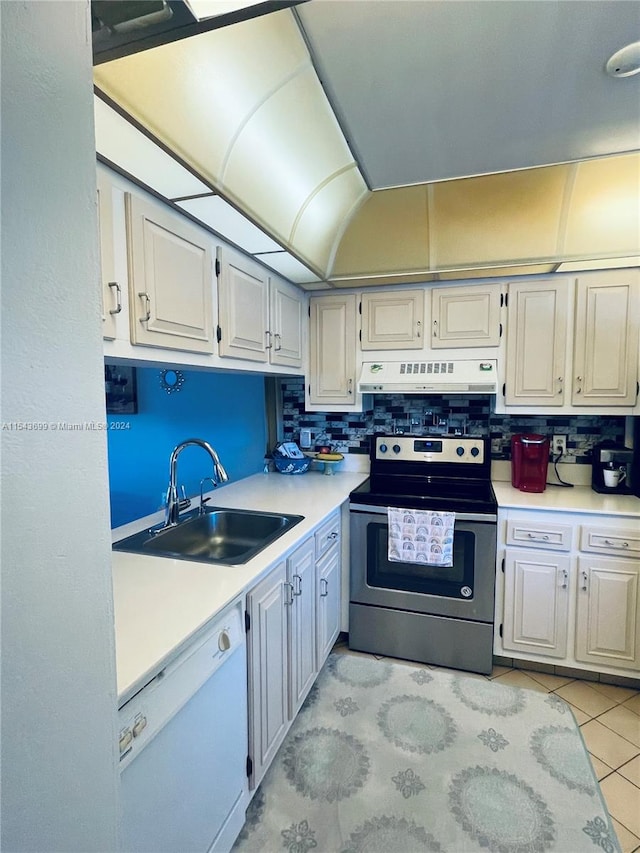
(217, 246, 270, 362)
(269, 276, 305, 368)
(97, 172, 121, 340)
(217, 246, 304, 368)
(360, 289, 424, 350)
(505, 280, 569, 406)
(308, 293, 358, 408)
(431, 283, 502, 348)
(572, 270, 639, 406)
(125, 192, 214, 353)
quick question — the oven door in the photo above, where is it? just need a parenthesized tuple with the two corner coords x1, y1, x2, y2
(350, 504, 496, 622)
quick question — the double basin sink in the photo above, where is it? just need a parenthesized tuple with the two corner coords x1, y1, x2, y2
(113, 506, 304, 566)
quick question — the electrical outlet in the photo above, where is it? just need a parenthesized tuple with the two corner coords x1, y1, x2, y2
(552, 434, 567, 456)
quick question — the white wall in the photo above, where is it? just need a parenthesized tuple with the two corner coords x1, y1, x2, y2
(1, 2, 120, 850)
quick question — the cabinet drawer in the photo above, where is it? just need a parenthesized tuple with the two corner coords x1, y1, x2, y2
(506, 520, 573, 551)
(314, 512, 340, 560)
(580, 525, 640, 559)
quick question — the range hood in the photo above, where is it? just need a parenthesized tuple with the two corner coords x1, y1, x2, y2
(358, 359, 498, 395)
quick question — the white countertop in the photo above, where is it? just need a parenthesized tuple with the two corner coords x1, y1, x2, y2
(493, 481, 640, 517)
(111, 470, 367, 706)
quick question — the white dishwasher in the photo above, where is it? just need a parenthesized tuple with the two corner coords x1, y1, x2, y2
(118, 597, 248, 853)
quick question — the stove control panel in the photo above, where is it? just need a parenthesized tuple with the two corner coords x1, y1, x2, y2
(374, 435, 485, 464)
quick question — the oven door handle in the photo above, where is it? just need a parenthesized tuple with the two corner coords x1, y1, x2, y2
(349, 503, 497, 523)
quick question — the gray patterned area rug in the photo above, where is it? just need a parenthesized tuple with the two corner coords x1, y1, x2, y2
(233, 652, 620, 853)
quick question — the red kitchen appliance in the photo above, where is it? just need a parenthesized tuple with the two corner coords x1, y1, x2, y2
(511, 434, 549, 493)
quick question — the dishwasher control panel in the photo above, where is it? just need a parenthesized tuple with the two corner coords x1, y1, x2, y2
(117, 597, 244, 770)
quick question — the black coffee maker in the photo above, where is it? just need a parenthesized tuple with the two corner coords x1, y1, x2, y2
(591, 441, 634, 495)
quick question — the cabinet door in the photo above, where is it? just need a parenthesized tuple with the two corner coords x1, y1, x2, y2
(97, 174, 121, 340)
(502, 550, 570, 658)
(572, 271, 640, 406)
(270, 276, 304, 368)
(360, 289, 424, 350)
(288, 539, 317, 718)
(505, 280, 569, 406)
(576, 556, 640, 670)
(316, 545, 341, 669)
(431, 284, 501, 348)
(246, 562, 289, 790)
(217, 246, 269, 362)
(308, 294, 357, 405)
(126, 193, 214, 353)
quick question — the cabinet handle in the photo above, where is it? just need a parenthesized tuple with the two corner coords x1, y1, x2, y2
(348, 378, 353, 395)
(527, 533, 550, 541)
(107, 281, 122, 315)
(416, 319, 421, 339)
(320, 578, 329, 597)
(560, 569, 568, 589)
(138, 292, 151, 323)
(433, 319, 438, 338)
(293, 574, 302, 596)
(284, 582, 294, 606)
(603, 539, 629, 549)
(557, 376, 563, 395)
(575, 376, 582, 395)
(274, 332, 282, 351)
(581, 571, 588, 592)
(265, 330, 272, 349)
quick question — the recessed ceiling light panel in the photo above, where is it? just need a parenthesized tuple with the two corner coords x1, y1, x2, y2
(605, 41, 640, 77)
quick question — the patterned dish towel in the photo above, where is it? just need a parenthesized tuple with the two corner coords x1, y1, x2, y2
(388, 507, 455, 566)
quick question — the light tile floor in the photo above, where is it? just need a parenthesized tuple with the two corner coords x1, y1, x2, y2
(335, 643, 640, 852)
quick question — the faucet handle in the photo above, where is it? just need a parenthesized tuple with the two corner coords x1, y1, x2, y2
(199, 477, 217, 515)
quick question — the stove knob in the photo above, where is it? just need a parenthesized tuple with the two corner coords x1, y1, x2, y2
(379, 443, 388, 454)
(470, 446, 480, 457)
(392, 444, 401, 454)
(456, 446, 465, 456)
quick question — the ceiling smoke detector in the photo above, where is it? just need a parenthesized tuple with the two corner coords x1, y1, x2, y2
(605, 41, 640, 77)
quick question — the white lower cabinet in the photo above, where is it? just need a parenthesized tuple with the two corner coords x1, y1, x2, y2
(497, 509, 640, 676)
(287, 539, 317, 718)
(503, 549, 570, 659)
(575, 555, 640, 671)
(246, 511, 342, 790)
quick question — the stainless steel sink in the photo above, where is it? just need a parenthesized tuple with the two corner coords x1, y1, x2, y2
(113, 507, 304, 565)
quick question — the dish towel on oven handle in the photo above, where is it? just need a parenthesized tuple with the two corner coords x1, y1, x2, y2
(387, 507, 455, 566)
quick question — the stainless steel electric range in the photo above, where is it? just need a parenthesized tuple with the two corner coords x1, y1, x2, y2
(349, 434, 497, 674)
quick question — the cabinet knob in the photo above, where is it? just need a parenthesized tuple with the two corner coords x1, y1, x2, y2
(119, 728, 133, 755)
(132, 714, 147, 738)
(218, 630, 231, 652)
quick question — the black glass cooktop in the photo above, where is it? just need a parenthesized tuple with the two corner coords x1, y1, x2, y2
(350, 475, 497, 515)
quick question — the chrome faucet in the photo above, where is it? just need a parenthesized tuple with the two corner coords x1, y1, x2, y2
(163, 438, 229, 528)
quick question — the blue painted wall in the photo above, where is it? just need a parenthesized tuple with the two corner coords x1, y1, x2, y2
(107, 366, 267, 528)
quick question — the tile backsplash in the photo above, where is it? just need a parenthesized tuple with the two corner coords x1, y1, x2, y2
(281, 378, 625, 464)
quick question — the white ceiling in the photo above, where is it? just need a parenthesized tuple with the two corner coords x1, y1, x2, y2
(296, 0, 640, 189)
